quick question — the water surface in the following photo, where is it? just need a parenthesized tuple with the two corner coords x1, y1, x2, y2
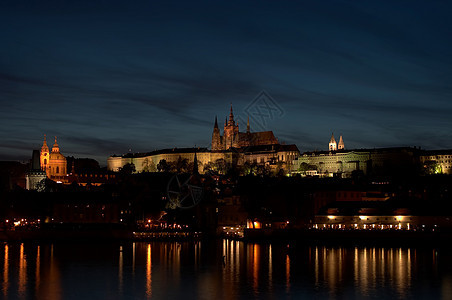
(1, 240, 451, 299)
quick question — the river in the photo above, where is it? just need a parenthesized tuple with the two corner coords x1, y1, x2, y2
(1, 240, 451, 299)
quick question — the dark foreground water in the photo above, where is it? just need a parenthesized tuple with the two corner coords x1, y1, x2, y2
(1, 240, 451, 299)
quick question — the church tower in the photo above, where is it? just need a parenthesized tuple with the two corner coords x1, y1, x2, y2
(338, 135, 345, 150)
(329, 133, 337, 151)
(212, 116, 222, 151)
(223, 104, 239, 149)
(40, 135, 50, 172)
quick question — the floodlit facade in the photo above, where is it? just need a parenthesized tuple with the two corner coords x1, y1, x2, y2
(420, 150, 452, 174)
(107, 106, 300, 174)
(40, 135, 67, 182)
(293, 146, 420, 178)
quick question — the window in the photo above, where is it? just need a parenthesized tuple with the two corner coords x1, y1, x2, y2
(56, 166, 59, 174)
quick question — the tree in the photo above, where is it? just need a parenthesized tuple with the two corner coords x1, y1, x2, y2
(242, 161, 258, 176)
(157, 159, 171, 173)
(120, 163, 136, 175)
(298, 162, 317, 175)
(175, 156, 189, 173)
(214, 159, 229, 175)
(422, 160, 442, 175)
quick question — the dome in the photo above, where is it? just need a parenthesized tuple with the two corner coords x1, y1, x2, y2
(49, 151, 66, 161)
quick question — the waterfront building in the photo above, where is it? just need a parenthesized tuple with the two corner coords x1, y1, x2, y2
(314, 201, 452, 230)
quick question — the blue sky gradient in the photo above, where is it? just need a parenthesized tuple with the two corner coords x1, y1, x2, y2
(1, 0, 451, 165)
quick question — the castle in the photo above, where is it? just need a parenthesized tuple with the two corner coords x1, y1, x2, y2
(108, 105, 300, 174)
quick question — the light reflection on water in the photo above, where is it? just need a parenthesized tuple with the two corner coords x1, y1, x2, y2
(0, 240, 451, 299)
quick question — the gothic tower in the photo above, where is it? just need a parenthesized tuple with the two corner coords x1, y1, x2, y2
(212, 116, 222, 151)
(223, 104, 239, 149)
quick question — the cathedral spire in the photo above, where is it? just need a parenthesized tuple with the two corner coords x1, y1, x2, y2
(214, 116, 218, 129)
(229, 103, 234, 124)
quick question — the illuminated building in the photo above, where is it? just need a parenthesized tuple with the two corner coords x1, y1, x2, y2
(40, 135, 67, 181)
(420, 150, 452, 174)
(314, 202, 452, 230)
(107, 106, 300, 174)
(293, 145, 420, 178)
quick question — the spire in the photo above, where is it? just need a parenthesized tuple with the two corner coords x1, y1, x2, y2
(214, 116, 218, 129)
(338, 135, 345, 150)
(41, 134, 49, 152)
(246, 115, 250, 133)
(329, 133, 336, 144)
(193, 152, 199, 174)
(228, 103, 234, 124)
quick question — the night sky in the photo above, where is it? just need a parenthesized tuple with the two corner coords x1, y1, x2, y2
(1, 1, 452, 165)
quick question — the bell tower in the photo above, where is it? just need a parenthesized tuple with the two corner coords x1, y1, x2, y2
(40, 134, 50, 172)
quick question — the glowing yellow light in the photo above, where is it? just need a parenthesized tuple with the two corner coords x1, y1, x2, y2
(359, 216, 367, 220)
(395, 216, 403, 221)
(327, 215, 335, 220)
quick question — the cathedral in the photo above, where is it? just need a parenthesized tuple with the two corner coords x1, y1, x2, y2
(40, 135, 67, 181)
(212, 105, 279, 151)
